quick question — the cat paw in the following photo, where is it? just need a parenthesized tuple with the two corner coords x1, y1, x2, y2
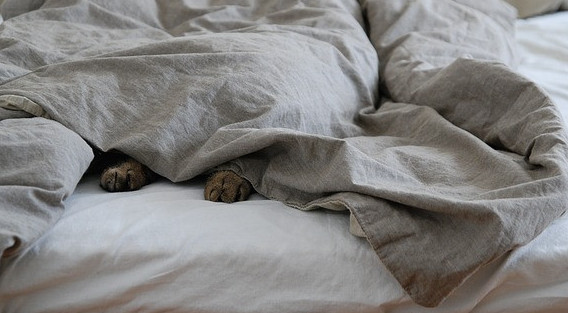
(100, 158, 149, 192)
(204, 171, 252, 203)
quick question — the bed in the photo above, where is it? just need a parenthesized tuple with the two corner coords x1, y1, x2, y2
(1, 0, 568, 312)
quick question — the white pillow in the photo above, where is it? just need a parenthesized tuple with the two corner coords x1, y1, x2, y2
(505, 0, 564, 17)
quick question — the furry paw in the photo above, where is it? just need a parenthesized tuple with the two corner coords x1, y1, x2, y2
(204, 171, 252, 203)
(100, 158, 150, 192)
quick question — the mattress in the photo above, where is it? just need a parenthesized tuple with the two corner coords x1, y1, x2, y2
(1, 7, 568, 313)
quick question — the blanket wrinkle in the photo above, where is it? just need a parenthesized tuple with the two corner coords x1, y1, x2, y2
(1, 0, 568, 308)
(0, 116, 93, 259)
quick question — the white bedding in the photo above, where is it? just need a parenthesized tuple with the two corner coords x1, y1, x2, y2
(1, 9, 568, 313)
(517, 12, 568, 118)
(1, 176, 399, 312)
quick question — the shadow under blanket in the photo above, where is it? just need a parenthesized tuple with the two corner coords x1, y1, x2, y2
(1, 0, 567, 307)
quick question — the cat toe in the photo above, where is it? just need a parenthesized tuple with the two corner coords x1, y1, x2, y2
(100, 158, 148, 192)
(100, 167, 128, 192)
(204, 171, 252, 203)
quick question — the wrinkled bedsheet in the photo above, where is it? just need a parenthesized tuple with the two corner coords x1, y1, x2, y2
(0, 0, 567, 307)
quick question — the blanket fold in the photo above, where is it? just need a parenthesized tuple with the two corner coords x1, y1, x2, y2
(1, 0, 567, 307)
(0, 115, 93, 259)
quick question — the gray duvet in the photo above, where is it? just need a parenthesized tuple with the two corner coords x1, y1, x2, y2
(1, 0, 566, 307)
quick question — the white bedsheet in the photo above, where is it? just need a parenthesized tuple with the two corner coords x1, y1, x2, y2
(517, 12, 568, 117)
(1, 10, 568, 313)
(1, 176, 402, 312)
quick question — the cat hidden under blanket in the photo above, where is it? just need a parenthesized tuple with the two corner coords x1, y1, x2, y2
(90, 150, 252, 203)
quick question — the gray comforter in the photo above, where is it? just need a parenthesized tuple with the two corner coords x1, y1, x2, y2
(1, 0, 566, 307)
